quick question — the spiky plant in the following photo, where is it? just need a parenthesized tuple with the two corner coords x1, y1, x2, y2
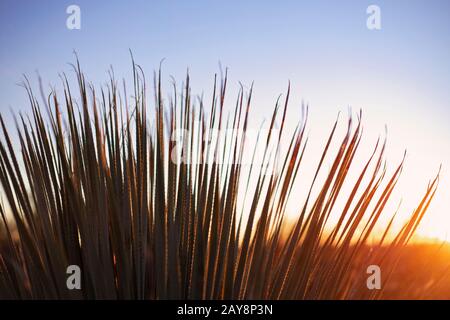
(0, 58, 439, 299)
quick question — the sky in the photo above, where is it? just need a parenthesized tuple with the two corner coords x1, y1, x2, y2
(0, 0, 449, 240)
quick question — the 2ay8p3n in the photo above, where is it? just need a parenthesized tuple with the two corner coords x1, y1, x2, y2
(220, 304, 273, 315)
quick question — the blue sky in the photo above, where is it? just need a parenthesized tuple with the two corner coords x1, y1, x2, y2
(1, 0, 450, 111)
(1, 1, 449, 110)
(0, 0, 450, 239)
